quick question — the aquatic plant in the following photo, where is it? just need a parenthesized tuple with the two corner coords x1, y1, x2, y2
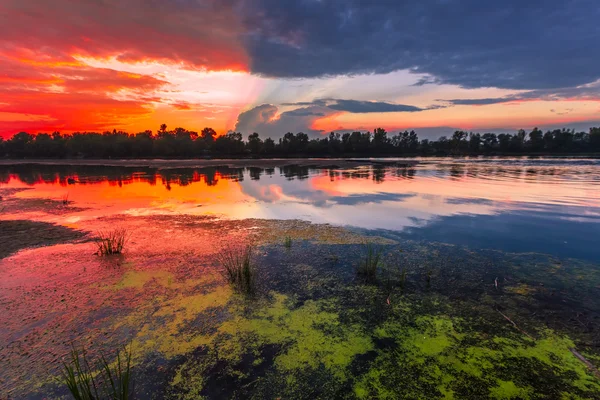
(217, 245, 257, 294)
(399, 267, 407, 291)
(284, 236, 292, 249)
(426, 269, 432, 287)
(61, 345, 133, 400)
(357, 243, 381, 282)
(95, 228, 128, 256)
(61, 193, 70, 205)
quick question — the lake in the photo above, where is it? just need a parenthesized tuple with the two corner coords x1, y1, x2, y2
(1, 158, 600, 399)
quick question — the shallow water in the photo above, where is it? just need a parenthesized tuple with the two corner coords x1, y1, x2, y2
(1, 158, 600, 399)
(2, 158, 600, 260)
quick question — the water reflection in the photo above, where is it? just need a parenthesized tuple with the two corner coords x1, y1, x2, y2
(1, 158, 600, 260)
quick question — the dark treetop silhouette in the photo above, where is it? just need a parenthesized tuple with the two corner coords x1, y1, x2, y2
(2, 126, 600, 159)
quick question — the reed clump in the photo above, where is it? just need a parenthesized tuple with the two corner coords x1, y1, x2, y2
(61, 345, 133, 400)
(95, 228, 128, 256)
(283, 236, 292, 249)
(357, 243, 382, 283)
(217, 245, 257, 295)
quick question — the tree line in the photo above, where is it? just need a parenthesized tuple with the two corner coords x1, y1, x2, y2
(2, 124, 600, 158)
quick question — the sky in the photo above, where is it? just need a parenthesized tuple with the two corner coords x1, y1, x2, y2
(1, 0, 600, 140)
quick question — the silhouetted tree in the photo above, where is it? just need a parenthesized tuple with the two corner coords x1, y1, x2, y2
(247, 132, 262, 155)
(2, 124, 599, 159)
(529, 127, 544, 152)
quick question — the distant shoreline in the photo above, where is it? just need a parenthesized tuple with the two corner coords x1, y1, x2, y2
(0, 158, 419, 169)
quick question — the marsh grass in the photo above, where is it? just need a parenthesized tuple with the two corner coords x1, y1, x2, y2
(399, 267, 408, 291)
(357, 243, 382, 283)
(95, 228, 128, 256)
(217, 245, 257, 295)
(62, 345, 133, 400)
(283, 236, 292, 249)
(426, 269, 433, 287)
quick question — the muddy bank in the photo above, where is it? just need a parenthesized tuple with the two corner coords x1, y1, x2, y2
(0, 158, 418, 169)
(0, 220, 88, 259)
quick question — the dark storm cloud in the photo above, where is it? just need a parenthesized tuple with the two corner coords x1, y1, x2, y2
(9, 0, 599, 92)
(240, 0, 600, 90)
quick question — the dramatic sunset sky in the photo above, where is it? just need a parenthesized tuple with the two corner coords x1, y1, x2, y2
(1, 0, 599, 139)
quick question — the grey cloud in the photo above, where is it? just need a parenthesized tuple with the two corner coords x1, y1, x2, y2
(283, 98, 426, 113)
(234, 104, 336, 138)
(327, 100, 423, 113)
(444, 98, 518, 106)
(240, 0, 600, 90)
(443, 80, 600, 106)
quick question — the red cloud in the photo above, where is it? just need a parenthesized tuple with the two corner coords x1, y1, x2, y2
(1, 0, 249, 72)
(0, 53, 168, 136)
(0, 0, 251, 136)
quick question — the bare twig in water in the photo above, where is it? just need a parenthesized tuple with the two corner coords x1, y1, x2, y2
(496, 309, 535, 340)
(570, 348, 600, 379)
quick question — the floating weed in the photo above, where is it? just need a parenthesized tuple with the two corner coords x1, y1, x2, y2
(357, 243, 381, 283)
(217, 245, 257, 295)
(95, 228, 128, 256)
(61, 344, 134, 400)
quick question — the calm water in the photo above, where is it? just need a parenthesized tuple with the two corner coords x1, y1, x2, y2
(4, 157, 600, 399)
(2, 157, 600, 261)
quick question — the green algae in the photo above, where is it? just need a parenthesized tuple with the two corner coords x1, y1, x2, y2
(489, 380, 533, 399)
(167, 292, 374, 398)
(219, 293, 373, 377)
(354, 314, 600, 399)
(114, 269, 174, 289)
(27, 234, 600, 399)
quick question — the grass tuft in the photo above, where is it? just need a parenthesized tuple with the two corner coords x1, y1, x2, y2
(357, 243, 381, 283)
(283, 236, 292, 249)
(61, 344, 133, 400)
(216, 245, 257, 295)
(95, 228, 128, 256)
(400, 267, 409, 291)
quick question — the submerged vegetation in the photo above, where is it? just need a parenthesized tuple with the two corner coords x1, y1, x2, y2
(216, 245, 257, 295)
(61, 345, 133, 400)
(9, 227, 600, 399)
(95, 228, 128, 256)
(4, 185, 600, 398)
